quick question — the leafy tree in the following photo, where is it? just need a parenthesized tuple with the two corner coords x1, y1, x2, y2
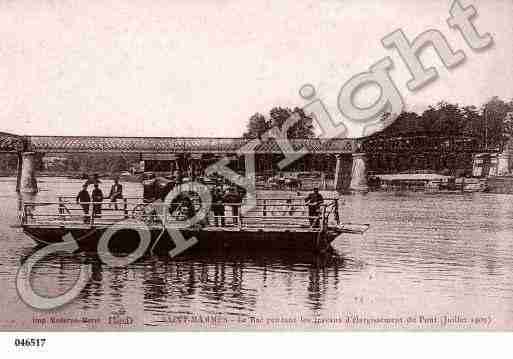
(503, 110, 513, 149)
(243, 113, 268, 139)
(418, 102, 466, 136)
(378, 111, 421, 136)
(243, 107, 315, 139)
(287, 107, 315, 138)
(481, 96, 513, 150)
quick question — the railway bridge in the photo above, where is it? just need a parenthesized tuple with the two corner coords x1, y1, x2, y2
(3, 132, 496, 194)
(0, 133, 366, 193)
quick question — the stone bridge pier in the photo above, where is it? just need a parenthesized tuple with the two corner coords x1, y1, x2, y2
(15, 138, 38, 194)
(334, 153, 368, 193)
(0, 133, 38, 194)
(17, 151, 38, 193)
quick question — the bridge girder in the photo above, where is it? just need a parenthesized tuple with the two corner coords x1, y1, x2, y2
(26, 136, 356, 155)
(0, 132, 25, 153)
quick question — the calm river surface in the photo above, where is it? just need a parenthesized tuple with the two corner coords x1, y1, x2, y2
(1, 176, 513, 330)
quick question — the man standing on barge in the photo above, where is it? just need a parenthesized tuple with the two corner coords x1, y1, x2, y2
(211, 185, 225, 227)
(76, 184, 91, 223)
(108, 178, 123, 210)
(223, 186, 242, 226)
(305, 187, 324, 227)
(91, 183, 104, 218)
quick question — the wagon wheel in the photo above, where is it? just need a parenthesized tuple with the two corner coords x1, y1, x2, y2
(132, 203, 150, 222)
(168, 191, 199, 220)
(168, 203, 192, 220)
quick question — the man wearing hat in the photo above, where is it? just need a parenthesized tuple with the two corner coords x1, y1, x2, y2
(211, 185, 225, 227)
(223, 186, 242, 226)
(91, 183, 104, 218)
(76, 183, 91, 223)
(305, 187, 324, 227)
(108, 178, 123, 210)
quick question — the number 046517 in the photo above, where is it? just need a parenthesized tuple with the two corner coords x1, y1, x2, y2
(14, 338, 46, 347)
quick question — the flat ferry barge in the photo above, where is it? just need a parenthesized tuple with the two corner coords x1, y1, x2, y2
(19, 194, 369, 254)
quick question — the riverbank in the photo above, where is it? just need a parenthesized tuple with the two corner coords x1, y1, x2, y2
(485, 176, 513, 194)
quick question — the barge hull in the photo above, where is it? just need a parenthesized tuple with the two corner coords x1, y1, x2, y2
(23, 225, 339, 254)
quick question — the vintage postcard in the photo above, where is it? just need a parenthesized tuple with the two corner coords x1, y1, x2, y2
(0, 0, 512, 337)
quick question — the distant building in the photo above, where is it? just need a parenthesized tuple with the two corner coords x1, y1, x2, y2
(42, 156, 67, 171)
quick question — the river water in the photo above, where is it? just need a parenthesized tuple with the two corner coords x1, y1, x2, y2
(1, 176, 513, 330)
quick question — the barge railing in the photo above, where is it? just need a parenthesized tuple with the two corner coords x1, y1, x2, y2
(20, 197, 342, 232)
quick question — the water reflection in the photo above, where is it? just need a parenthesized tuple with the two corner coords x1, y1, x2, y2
(27, 248, 354, 324)
(136, 251, 351, 322)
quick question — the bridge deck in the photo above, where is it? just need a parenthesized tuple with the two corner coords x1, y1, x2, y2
(1, 135, 355, 154)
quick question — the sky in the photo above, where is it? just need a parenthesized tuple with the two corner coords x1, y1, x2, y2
(0, 0, 511, 138)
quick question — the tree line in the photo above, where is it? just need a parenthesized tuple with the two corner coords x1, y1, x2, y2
(369, 97, 513, 151)
(244, 98, 513, 152)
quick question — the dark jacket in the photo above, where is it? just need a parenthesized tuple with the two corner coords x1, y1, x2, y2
(76, 190, 91, 203)
(223, 191, 241, 204)
(212, 188, 224, 204)
(91, 188, 104, 202)
(109, 183, 123, 198)
(305, 192, 324, 208)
